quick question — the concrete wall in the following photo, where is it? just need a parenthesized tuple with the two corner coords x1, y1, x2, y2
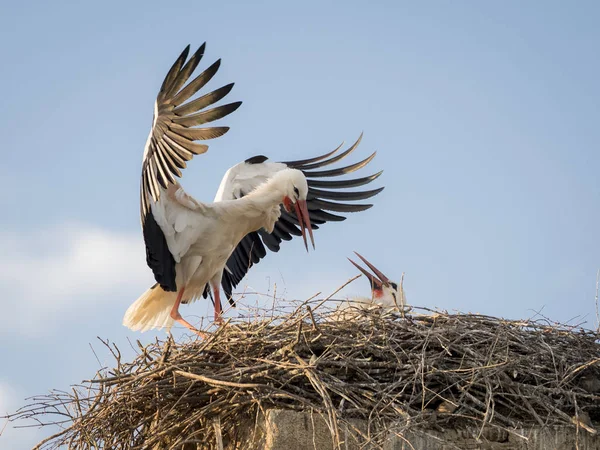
(251, 409, 599, 450)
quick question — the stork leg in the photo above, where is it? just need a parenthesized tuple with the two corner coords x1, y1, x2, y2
(210, 281, 224, 325)
(170, 287, 207, 338)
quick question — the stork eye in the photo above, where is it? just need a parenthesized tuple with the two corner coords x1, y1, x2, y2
(293, 187, 299, 198)
(390, 282, 398, 290)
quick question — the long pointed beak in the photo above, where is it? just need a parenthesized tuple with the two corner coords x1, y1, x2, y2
(294, 199, 315, 251)
(348, 252, 391, 288)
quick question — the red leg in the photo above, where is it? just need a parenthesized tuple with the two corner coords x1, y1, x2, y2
(211, 281, 224, 325)
(170, 287, 207, 338)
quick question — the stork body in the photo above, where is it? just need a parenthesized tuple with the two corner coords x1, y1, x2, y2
(124, 169, 312, 332)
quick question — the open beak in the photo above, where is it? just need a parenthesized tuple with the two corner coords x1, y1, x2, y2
(347, 252, 391, 290)
(294, 199, 315, 251)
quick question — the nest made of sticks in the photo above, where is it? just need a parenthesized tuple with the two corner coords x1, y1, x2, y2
(8, 302, 600, 449)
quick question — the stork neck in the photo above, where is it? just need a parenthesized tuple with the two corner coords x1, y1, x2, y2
(244, 181, 287, 210)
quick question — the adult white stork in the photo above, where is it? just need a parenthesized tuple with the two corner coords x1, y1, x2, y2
(122, 43, 383, 334)
(123, 43, 313, 334)
(346, 252, 407, 309)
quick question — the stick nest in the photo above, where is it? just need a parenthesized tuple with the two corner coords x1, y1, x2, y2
(8, 304, 600, 449)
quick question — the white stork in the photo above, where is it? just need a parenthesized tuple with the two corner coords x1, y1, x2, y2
(345, 252, 407, 309)
(122, 44, 384, 334)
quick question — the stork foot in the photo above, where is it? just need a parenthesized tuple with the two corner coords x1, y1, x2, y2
(169, 287, 207, 338)
(171, 312, 208, 338)
(211, 281, 225, 326)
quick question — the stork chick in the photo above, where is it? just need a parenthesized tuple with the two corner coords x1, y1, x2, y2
(347, 252, 406, 309)
(331, 253, 409, 320)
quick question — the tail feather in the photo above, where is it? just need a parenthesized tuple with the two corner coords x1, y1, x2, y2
(123, 285, 177, 332)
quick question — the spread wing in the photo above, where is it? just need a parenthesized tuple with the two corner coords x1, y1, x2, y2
(141, 44, 241, 291)
(216, 134, 384, 305)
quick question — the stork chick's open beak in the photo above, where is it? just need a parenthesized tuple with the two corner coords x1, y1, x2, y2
(294, 199, 315, 251)
(347, 252, 391, 290)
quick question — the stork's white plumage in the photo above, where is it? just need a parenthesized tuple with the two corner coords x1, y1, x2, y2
(123, 44, 384, 334)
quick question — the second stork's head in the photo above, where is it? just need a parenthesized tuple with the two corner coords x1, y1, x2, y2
(348, 252, 404, 308)
(273, 169, 315, 250)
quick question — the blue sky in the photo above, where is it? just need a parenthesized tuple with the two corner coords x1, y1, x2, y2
(1, 1, 599, 446)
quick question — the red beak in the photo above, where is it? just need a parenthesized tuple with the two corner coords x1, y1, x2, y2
(347, 252, 391, 289)
(294, 199, 315, 251)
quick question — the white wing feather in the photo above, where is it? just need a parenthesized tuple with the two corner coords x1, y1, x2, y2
(150, 186, 208, 262)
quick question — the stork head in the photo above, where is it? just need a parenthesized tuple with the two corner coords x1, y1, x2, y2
(276, 169, 315, 251)
(348, 252, 402, 308)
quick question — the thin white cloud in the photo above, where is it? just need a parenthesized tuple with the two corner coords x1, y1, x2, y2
(0, 223, 154, 335)
(0, 381, 14, 444)
(0, 381, 45, 448)
(0, 381, 16, 416)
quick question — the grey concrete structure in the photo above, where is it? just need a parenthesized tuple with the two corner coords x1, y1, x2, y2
(239, 409, 600, 450)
